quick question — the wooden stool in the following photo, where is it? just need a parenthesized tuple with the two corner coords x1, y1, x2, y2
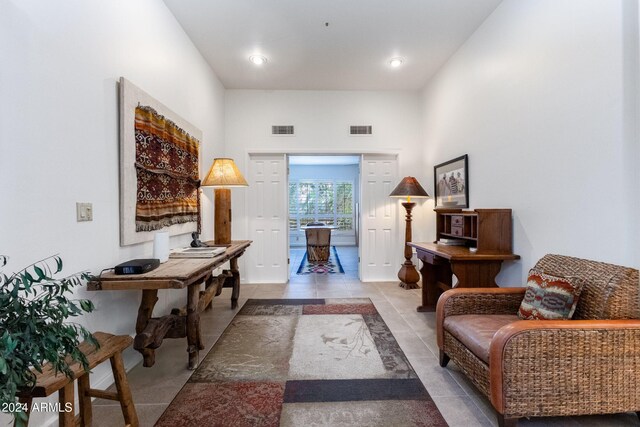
(15, 332, 138, 427)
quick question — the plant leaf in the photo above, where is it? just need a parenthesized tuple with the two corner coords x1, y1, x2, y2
(79, 300, 94, 312)
(34, 265, 46, 280)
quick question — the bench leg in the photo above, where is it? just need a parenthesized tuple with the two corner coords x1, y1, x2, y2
(58, 382, 75, 427)
(13, 396, 32, 427)
(77, 374, 92, 427)
(110, 351, 139, 427)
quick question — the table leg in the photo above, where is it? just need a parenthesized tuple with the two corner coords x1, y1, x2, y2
(135, 290, 158, 367)
(417, 261, 440, 312)
(196, 281, 204, 350)
(417, 257, 452, 312)
(187, 284, 200, 369)
(229, 256, 240, 309)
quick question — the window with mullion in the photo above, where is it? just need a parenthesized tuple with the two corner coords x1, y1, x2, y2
(297, 182, 316, 216)
(289, 180, 353, 232)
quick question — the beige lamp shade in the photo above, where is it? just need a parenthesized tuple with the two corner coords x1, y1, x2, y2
(202, 158, 248, 187)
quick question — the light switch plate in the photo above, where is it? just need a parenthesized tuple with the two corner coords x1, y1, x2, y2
(76, 202, 93, 222)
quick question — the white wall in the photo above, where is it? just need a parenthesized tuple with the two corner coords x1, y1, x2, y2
(224, 90, 430, 281)
(629, 0, 640, 267)
(420, 0, 640, 287)
(289, 164, 360, 246)
(0, 1, 224, 424)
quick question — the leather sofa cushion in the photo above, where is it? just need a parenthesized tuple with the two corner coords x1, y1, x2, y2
(444, 314, 518, 364)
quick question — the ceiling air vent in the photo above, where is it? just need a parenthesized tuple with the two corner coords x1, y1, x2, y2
(350, 125, 372, 136)
(272, 125, 295, 136)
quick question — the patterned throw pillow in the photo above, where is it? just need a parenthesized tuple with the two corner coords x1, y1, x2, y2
(518, 270, 584, 320)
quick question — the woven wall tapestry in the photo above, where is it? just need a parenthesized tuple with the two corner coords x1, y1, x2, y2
(134, 106, 200, 232)
(119, 77, 203, 246)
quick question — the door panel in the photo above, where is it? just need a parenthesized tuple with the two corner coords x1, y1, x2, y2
(246, 154, 288, 283)
(360, 154, 399, 282)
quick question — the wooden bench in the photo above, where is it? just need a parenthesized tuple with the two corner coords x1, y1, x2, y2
(16, 332, 138, 427)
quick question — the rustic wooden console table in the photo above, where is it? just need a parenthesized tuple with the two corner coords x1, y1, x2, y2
(87, 240, 251, 369)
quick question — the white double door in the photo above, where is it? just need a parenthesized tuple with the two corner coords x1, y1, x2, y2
(245, 153, 398, 283)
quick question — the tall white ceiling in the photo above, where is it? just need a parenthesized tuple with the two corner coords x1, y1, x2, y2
(163, 0, 502, 90)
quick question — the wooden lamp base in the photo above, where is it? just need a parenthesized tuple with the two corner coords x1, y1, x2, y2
(214, 188, 232, 246)
(398, 261, 420, 290)
(398, 202, 420, 290)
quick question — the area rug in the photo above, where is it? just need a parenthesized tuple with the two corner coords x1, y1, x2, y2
(156, 298, 448, 427)
(296, 246, 344, 275)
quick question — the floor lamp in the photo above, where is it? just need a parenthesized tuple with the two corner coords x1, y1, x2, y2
(201, 158, 248, 246)
(389, 177, 430, 289)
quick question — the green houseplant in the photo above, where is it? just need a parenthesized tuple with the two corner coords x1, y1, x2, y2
(0, 255, 97, 421)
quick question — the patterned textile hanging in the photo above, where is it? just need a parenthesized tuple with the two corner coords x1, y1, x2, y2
(134, 106, 201, 232)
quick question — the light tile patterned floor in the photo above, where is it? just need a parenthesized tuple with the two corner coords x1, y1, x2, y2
(92, 248, 639, 426)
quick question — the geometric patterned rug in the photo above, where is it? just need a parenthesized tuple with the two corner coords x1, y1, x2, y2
(156, 298, 448, 426)
(296, 246, 345, 275)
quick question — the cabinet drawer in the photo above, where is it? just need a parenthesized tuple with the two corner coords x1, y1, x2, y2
(416, 250, 445, 265)
(417, 250, 435, 264)
(451, 215, 464, 226)
(451, 226, 463, 236)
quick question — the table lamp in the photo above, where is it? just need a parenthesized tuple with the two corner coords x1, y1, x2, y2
(201, 158, 248, 246)
(389, 176, 430, 289)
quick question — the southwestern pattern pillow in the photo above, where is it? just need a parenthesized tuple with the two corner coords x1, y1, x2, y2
(518, 270, 584, 320)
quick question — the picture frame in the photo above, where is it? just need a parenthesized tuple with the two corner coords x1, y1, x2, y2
(434, 154, 469, 208)
(119, 77, 203, 246)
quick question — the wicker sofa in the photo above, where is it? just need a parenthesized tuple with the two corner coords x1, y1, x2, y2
(436, 254, 640, 426)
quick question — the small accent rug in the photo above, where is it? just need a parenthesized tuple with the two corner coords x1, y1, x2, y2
(156, 298, 448, 427)
(296, 246, 344, 275)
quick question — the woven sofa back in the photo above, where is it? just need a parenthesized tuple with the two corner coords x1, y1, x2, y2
(534, 254, 639, 320)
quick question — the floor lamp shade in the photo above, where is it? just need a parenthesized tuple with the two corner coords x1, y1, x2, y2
(389, 176, 430, 290)
(389, 176, 429, 202)
(202, 158, 248, 245)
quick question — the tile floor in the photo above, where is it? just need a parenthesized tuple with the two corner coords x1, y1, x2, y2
(93, 252, 639, 426)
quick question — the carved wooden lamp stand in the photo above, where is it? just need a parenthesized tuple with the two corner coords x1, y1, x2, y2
(389, 177, 430, 289)
(201, 158, 248, 246)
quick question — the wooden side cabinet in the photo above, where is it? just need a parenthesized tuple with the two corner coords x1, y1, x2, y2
(436, 208, 513, 253)
(409, 209, 519, 311)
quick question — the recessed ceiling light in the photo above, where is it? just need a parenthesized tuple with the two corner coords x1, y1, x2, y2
(389, 57, 404, 68)
(249, 55, 267, 65)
